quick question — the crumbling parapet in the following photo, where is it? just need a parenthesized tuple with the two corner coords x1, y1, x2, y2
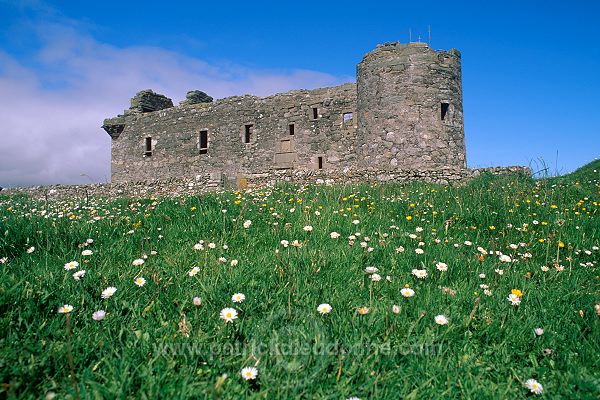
(102, 90, 175, 138)
(180, 90, 213, 106)
(102, 116, 126, 139)
(128, 89, 173, 113)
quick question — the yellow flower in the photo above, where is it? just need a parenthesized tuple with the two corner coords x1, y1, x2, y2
(511, 289, 523, 298)
(406, 216, 412, 221)
(558, 241, 565, 248)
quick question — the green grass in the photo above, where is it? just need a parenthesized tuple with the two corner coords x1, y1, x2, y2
(0, 165, 599, 399)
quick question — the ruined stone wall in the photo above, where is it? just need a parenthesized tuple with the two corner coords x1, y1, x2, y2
(103, 42, 479, 185)
(110, 83, 357, 183)
(2, 166, 532, 201)
(356, 42, 465, 171)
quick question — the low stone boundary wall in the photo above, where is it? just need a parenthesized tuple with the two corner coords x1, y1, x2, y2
(1, 166, 530, 201)
(244, 166, 531, 187)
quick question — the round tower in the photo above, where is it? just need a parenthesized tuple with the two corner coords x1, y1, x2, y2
(356, 42, 466, 171)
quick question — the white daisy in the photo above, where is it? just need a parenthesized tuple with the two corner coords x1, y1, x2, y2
(101, 287, 117, 299)
(73, 270, 86, 280)
(220, 307, 238, 323)
(134, 277, 146, 287)
(317, 303, 332, 314)
(92, 310, 106, 321)
(364, 266, 379, 274)
(507, 293, 521, 305)
(524, 379, 544, 394)
(64, 261, 79, 270)
(232, 293, 246, 303)
(411, 269, 428, 279)
(241, 366, 258, 380)
(58, 304, 73, 314)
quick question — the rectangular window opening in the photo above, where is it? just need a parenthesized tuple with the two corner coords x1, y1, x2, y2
(199, 130, 208, 154)
(441, 103, 449, 121)
(343, 112, 353, 126)
(312, 107, 318, 120)
(244, 124, 253, 143)
(318, 156, 323, 170)
(289, 123, 295, 135)
(144, 137, 152, 156)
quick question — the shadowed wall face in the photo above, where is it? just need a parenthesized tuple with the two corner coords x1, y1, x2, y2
(356, 42, 465, 171)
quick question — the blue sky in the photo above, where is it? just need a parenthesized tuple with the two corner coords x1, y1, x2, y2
(0, 0, 599, 186)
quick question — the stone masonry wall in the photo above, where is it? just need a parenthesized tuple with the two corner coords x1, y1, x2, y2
(357, 42, 465, 171)
(105, 42, 469, 186)
(110, 83, 357, 184)
(101, 42, 526, 189)
(2, 167, 532, 201)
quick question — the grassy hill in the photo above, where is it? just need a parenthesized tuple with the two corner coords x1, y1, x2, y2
(550, 159, 600, 183)
(0, 164, 598, 399)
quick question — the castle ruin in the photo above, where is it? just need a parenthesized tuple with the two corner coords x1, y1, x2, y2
(103, 42, 523, 188)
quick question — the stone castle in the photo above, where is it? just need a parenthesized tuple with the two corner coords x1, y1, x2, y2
(102, 42, 525, 188)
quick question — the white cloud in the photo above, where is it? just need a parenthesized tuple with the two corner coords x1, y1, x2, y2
(0, 23, 351, 187)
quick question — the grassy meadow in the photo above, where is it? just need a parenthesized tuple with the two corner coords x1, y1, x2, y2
(0, 162, 599, 399)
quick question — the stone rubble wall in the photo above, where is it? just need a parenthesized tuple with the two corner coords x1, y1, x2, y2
(104, 42, 467, 185)
(110, 83, 358, 183)
(129, 90, 174, 113)
(1, 167, 531, 201)
(357, 42, 465, 171)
